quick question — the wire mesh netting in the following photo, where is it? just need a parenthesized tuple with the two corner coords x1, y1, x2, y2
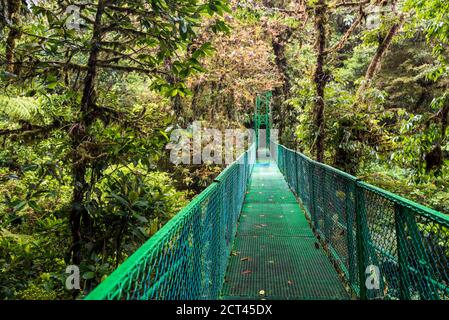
(85, 144, 256, 300)
(221, 160, 349, 300)
(272, 142, 449, 300)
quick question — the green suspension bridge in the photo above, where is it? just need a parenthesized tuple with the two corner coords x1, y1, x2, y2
(86, 92, 449, 300)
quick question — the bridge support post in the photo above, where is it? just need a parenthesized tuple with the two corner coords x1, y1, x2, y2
(345, 181, 357, 290)
(400, 207, 439, 300)
(394, 204, 412, 300)
(308, 160, 317, 227)
(294, 152, 299, 196)
(355, 183, 368, 300)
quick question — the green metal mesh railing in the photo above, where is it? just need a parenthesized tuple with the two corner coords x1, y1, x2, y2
(272, 142, 449, 300)
(86, 144, 256, 300)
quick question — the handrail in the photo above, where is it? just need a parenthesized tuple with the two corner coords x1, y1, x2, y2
(272, 141, 449, 300)
(85, 144, 256, 300)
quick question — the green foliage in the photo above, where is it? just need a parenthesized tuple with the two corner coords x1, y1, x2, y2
(405, 0, 449, 80)
(0, 218, 69, 299)
(1, 0, 227, 300)
(333, 45, 376, 88)
(283, 0, 449, 212)
(2, 0, 449, 301)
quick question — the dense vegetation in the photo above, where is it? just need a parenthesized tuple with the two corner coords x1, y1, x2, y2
(0, 0, 448, 299)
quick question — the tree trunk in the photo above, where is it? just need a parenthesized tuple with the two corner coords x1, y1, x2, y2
(69, 0, 106, 265)
(313, 0, 327, 162)
(5, 0, 22, 73)
(441, 104, 448, 143)
(226, 89, 235, 121)
(271, 28, 293, 145)
(357, 15, 405, 96)
(191, 83, 201, 122)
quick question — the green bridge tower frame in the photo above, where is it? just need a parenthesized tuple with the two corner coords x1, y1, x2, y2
(254, 91, 272, 153)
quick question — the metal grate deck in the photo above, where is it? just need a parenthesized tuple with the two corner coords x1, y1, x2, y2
(221, 160, 350, 300)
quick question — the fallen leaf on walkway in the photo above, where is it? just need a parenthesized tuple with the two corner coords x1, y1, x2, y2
(240, 257, 250, 261)
(231, 251, 240, 256)
(242, 270, 252, 275)
(288, 280, 293, 285)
